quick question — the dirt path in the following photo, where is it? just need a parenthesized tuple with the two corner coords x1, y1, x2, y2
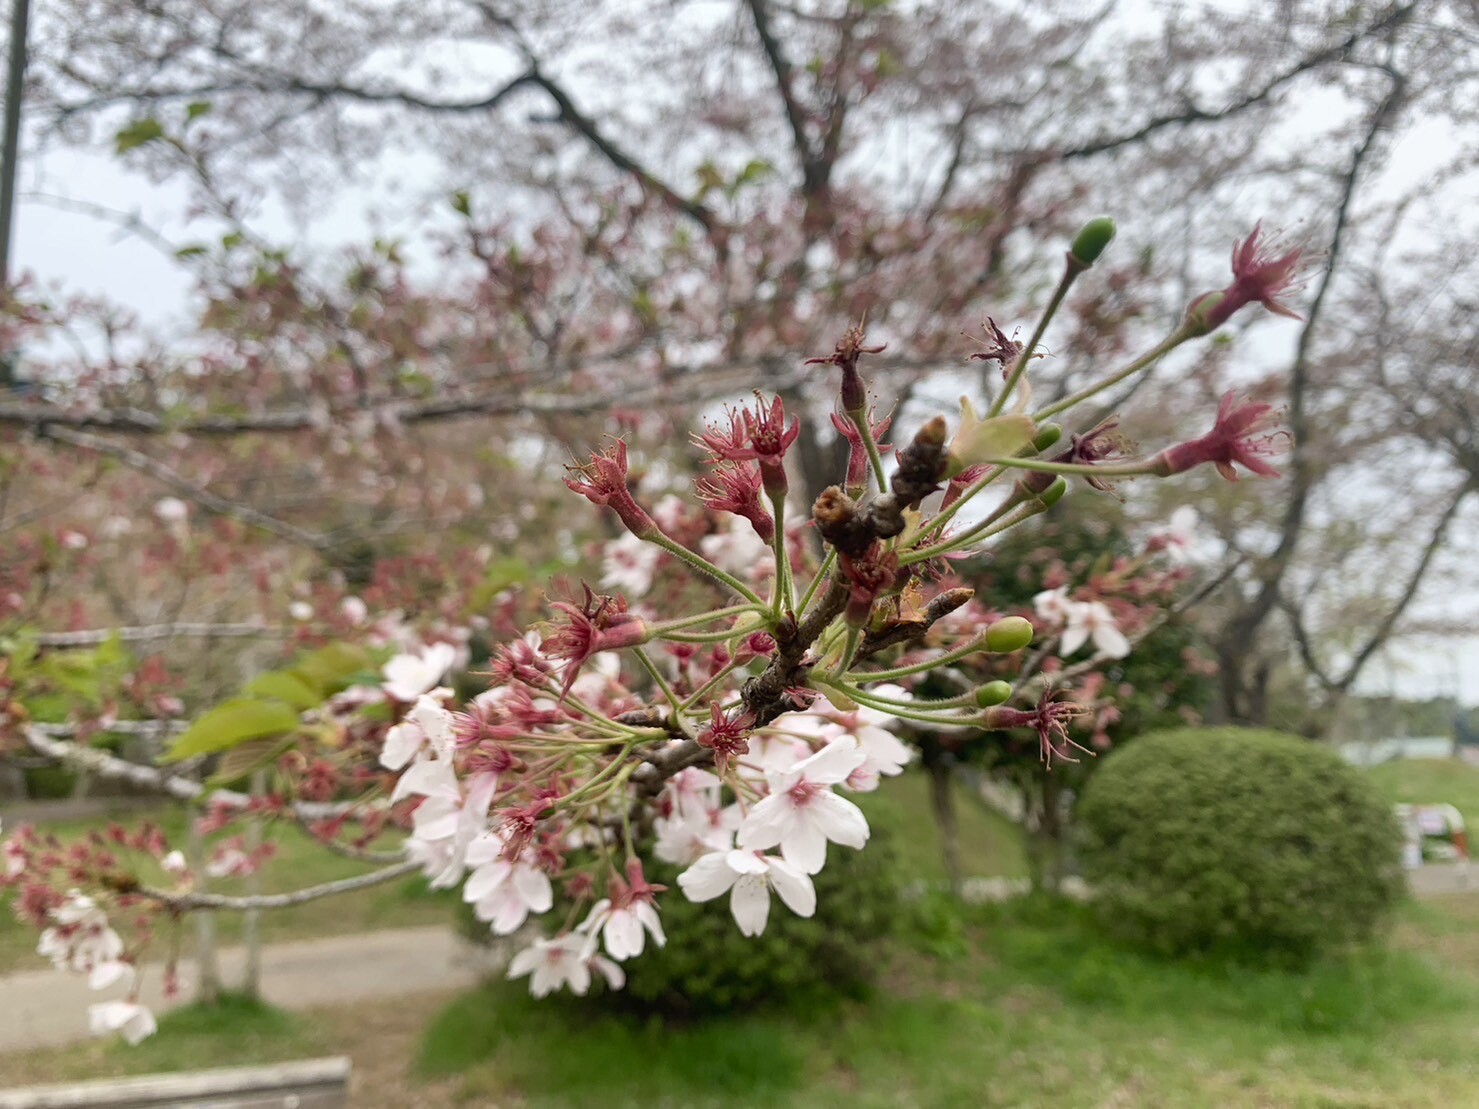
(0, 925, 480, 1053)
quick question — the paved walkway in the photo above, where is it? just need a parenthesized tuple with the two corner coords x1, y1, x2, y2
(0, 925, 481, 1054)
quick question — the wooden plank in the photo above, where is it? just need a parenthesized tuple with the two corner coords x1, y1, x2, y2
(0, 1056, 350, 1108)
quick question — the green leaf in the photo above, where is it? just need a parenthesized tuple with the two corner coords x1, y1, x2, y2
(163, 698, 300, 763)
(115, 118, 166, 154)
(175, 244, 209, 260)
(292, 643, 374, 696)
(471, 557, 529, 610)
(209, 735, 293, 787)
(245, 671, 322, 711)
(450, 190, 472, 217)
(185, 101, 213, 121)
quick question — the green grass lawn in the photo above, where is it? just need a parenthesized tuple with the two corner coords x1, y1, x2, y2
(22, 893, 1474, 1106)
(861, 769, 1028, 885)
(1365, 758, 1479, 821)
(404, 894, 1479, 1107)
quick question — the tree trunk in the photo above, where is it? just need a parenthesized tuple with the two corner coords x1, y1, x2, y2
(239, 769, 266, 999)
(1022, 767, 1065, 894)
(922, 745, 962, 898)
(186, 812, 221, 1004)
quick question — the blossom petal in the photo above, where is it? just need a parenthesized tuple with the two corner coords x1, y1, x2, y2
(1059, 622, 1090, 657)
(811, 790, 870, 850)
(729, 874, 771, 936)
(591, 954, 626, 991)
(512, 865, 553, 914)
(1093, 622, 1132, 660)
(736, 793, 794, 852)
(765, 857, 817, 918)
(794, 737, 867, 785)
(379, 722, 423, 771)
(781, 816, 829, 875)
(677, 853, 740, 902)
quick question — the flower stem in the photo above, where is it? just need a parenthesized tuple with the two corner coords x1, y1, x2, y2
(1032, 326, 1192, 421)
(767, 492, 793, 615)
(812, 675, 977, 728)
(901, 501, 1045, 565)
(631, 647, 693, 737)
(680, 659, 743, 712)
(851, 408, 889, 492)
(849, 633, 986, 680)
(648, 604, 765, 637)
(650, 534, 765, 607)
(987, 261, 1080, 418)
(797, 549, 838, 616)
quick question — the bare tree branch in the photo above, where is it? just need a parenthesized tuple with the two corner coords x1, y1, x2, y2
(40, 426, 335, 552)
(34, 623, 291, 647)
(1058, 2, 1419, 160)
(134, 859, 419, 912)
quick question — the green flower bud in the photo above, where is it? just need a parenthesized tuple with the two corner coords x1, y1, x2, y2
(976, 680, 1013, 707)
(1037, 476, 1068, 508)
(1069, 217, 1117, 266)
(1033, 423, 1063, 452)
(984, 615, 1034, 654)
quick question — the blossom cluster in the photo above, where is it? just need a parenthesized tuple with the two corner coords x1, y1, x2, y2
(2, 219, 1300, 1037)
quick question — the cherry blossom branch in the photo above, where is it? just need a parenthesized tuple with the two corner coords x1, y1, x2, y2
(133, 859, 420, 912)
(0, 361, 822, 434)
(22, 726, 381, 821)
(34, 623, 290, 647)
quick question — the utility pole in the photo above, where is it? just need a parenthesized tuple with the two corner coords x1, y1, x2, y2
(0, 0, 30, 389)
(0, 0, 30, 289)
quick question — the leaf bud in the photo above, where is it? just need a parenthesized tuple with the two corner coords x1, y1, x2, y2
(975, 680, 1013, 707)
(1069, 217, 1117, 267)
(1037, 476, 1068, 508)
(984, 615, 1034, 654)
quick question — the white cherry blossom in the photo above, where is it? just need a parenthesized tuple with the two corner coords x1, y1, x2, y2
(1033, 585, 1074, 625)
(653, 808, 735, 867)
(38, 893, 126, 978)
(379, 694, 457, 772)
(736, 738, 870, 874)
(1060, 600, 1131, 659)
(381, 642, 458, 702)
(600, 532, 660, 597)
(507, 933, 626, 998)
(581, 897, 666, 961)
(89, 1000, 157, 1045)
(677, 850, 816, 936)
(462, 832, 554, 934)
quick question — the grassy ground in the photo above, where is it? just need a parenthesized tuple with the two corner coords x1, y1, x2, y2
(10, 893, 1479, 1107)
(1365, 758, 1479, 820)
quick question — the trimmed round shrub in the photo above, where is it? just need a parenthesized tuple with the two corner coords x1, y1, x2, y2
(1075, 726, 1402, 960)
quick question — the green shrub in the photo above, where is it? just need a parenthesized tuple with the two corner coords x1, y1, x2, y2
(1075, 726, 1403, 961)
(457, 826, 905, 1016)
